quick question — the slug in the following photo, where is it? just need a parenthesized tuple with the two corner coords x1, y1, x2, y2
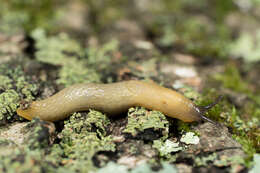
(16, 80, 220, 123)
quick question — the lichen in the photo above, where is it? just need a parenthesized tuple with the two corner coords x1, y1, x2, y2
(31, 29, 83, 65)
(249, 154, 260, 173)
(57, 111, 115, 172)
(0, 90, 20, 121)
(31, 28, 120, 87)
(0, 65, 39, 124)
(0, 75, 12, 90)
(97, 161, 178, 173)
(194, 153, 217, 167)
(180, 132, 200, 145)
(230, 30, 260, 63)
(23, 118, 53, 150)
(153, 139, 182, 158)
(123, 107, 169, 139)
(0, 148, 58, 173)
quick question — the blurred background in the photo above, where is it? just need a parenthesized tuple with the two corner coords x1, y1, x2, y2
(0, 0, 259, 172)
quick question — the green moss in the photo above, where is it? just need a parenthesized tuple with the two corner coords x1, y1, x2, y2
(219, 106, 258, 166)
(213, 63, 260, 157)
(123, 107, 169, 139)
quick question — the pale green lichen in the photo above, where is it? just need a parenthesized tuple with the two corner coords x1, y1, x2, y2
(249, 154, 260, 173)
(31, 28, 120, 87)
(214, 155, 246, 168)
(0, 65, 39, 123)
(123, 107, 169, 139)
(0, 90, 20, 121)
(31, 28, 101, 87)
(0, 137, 57, 173)
(180, 132, 200, 145)
(57, 58, 100, 87)
(97, 161, 178, 173)
(85, 39, 119, 68)
(0, 75, 12, 90)
(57, 111, 115, 172)
(195, 153, 218, 166)
(23, 118, 52, 150)
(31, 29, 83, 65)
(97, 162, 128, 173)
(153, 139, 182, 157)
(230, 30, 260, 63)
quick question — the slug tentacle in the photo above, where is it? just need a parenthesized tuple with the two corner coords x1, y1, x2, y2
(197, 95, 223, 126)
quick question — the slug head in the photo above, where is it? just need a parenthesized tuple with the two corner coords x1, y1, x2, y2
(17, 107, 34, 120)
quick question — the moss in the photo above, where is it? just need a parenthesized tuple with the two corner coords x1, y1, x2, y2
(123, 107, 169, 139)
(213, 63, 259, 158)
(57, 111, 115, 172)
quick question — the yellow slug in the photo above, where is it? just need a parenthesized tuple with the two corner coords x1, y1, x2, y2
(16, 80, 219, 123)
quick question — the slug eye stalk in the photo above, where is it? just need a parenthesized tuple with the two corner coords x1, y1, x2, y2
(197, 95, 223, 126)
